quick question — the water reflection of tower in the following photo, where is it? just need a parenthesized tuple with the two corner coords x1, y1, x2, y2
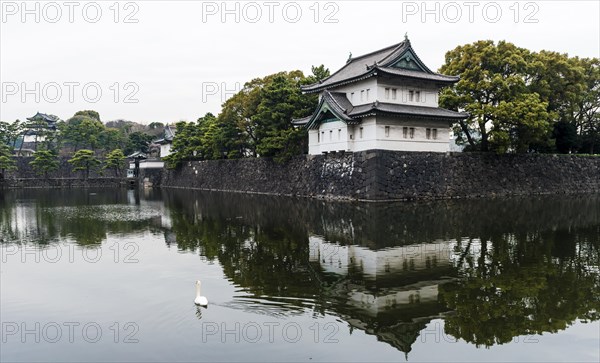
(309, 236, 457, 355)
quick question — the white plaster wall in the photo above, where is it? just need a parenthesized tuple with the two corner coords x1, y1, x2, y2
(22, 135, 45, 143)
(332, 79, 378, 106)
(160, 143, 172, 158)
(347, 117, 379, 152)
(309, 120, 350, 154)
(353, 117, 450, 153)
(378, 83, 439, 107)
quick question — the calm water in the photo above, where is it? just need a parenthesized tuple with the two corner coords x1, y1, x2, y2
(1, 189, 599, 362)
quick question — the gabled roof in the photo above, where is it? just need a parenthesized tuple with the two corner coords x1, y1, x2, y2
(292, 91, 468, 129)
(301, 38, 458, 93)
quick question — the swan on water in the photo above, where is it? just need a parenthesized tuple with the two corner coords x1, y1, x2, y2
(194, 280, 208, 306)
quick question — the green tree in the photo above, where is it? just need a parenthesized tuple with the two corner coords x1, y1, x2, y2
(163, 115, 215, 168)
(63, 113, 105, 151)
(29, 150, 60, 178)
(440, 40, 531, 151)
(0, 144, 17, 179)
(218, 67, 326, 159)
(98, 128, 126, 155)
(125, 131, 153, 155)
(491, 93, 551, 153)
(103, 149, 126, 177)
(74, 110, 101, 122)
(553, 121, 579, 154)
(0, 120, 23, 149)
(68, 149, 101, 179)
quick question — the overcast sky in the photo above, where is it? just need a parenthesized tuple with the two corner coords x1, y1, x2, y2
(1, 0, 599, 124)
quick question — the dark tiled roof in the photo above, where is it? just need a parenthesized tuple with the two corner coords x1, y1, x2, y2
(294, 91, 467, 129)
(291, 116, 311, 126)
(301, 40, 458, 93)
(349, 102, 468, 120)
(26, 112, 60, 123)
(376, 67, 459, 83)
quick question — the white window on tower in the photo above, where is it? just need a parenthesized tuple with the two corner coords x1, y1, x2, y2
(392, 88, 397, 100)
(329, 130, 332, 141)
(403, 127, 408, 139)
(361, 90, 364, 101)
(409, 127, 415, 139)
(350, 92, 354, 102)
(415, 91, 421, 102)
(359, 127, 364, 139)
(426, 128, 431, 139)
(409, 90, 414, 102)
(317, 132, 320, 143)
(432, 129, 438, 140)
(385, 88, 390, 99)
(385, 126, 390, 137)
(338, 129, 341, 140)
(366, 89, 370, 100)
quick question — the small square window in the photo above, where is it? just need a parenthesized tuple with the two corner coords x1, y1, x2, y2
(409, 127, 415, 139)
(366, 89, 370, 100)
(359, 127, 364, 139)
(432, 129, 438, 140)
(385, 126, 390, 137)
(361, 90, 364, 101)
(416, 91, 421, 102)
(403, 127, 408, 139)
(408, 90, 414, 102)
(426, 128, 431, 139)
(392, 89, 397, 100)
(385, 88, 390, 99)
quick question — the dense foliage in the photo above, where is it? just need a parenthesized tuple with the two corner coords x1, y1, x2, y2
(440, 40, 600, 153)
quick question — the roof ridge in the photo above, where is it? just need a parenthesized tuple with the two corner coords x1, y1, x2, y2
(347, 41, 405, 63)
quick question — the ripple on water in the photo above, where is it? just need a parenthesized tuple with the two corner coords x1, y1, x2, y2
(45, 205, 163, 222)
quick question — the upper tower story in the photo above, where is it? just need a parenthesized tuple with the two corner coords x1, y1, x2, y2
(300, 36, 459, 109)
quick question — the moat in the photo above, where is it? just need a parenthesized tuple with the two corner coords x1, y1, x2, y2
(1, 188, 599, 362)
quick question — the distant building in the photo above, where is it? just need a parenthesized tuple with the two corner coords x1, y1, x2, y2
(293, 36, 468, 155)
(22, 112, 60, 149)
(154, 125, 176, 158)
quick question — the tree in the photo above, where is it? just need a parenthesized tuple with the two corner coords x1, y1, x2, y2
(440, 40, 546, 152)
(553, 121, 579, 154)
(68, 149, 101, 179)
(125, 131, 154, 155)
(217, 67, 326, 159)
(0, 144, 17, 179)
(98, 128, 126, 155)
(74, 110, 101, 122)
(103, 149, 126, 177)
(63, 114, 105, 151)
(0, 120, 22, 149)
(29, 150, 60, 178)
(491, 93, 551, 153)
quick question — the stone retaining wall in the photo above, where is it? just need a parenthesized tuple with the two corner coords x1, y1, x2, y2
(154, 151, 600, 201)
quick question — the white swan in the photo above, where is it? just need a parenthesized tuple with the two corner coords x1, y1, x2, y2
(194, 280, 208, 306)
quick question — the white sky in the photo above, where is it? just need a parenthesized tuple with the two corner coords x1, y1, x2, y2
(1, 0, 599, 124)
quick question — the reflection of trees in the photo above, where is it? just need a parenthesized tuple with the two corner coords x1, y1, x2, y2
(0, 189, 164, 246)
(440, 230, 600, 347)
(165, 190, 600, 353)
